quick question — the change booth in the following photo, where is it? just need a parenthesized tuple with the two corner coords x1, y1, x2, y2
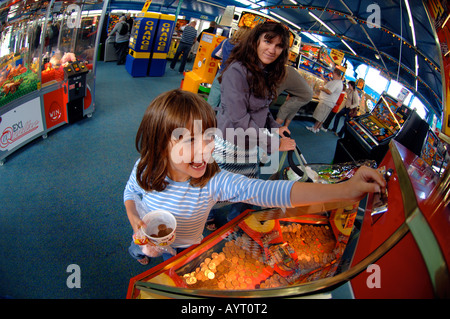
(126, 12, 175, 77)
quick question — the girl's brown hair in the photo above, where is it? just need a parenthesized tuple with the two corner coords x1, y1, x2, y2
(229, 25, 251, 45)
(220, 21, 290, 99)
(135, 89, 220, 192)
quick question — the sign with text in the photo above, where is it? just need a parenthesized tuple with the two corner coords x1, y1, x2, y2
(0, 97, 44, 151)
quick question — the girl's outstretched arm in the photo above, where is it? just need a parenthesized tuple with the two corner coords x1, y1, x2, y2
(290, 166, 386, 207)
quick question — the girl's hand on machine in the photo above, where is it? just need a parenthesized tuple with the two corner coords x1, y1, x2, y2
(344, 166, 386, 200)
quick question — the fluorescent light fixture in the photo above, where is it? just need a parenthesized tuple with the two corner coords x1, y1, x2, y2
(287, 0, 298, 4)
(270, 11, 301, 30)
(235, 0, 254, 6)
(308, 11, 335, 34)
(301, 32, 327, 47)
(442, 14, 450, 29)
(197, 0, 226, 9)
(341, 39, 357, 55)
(404, 0, 416, 46)
(415, 54, 419, 76)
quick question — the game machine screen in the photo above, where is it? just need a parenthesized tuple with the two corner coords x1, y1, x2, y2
(335, 94, 413, 164)
(421, 129, 449, 175)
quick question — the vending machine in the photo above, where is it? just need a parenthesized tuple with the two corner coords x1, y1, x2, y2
(126, 12, 175, 77)
(181, 33, 225, 93)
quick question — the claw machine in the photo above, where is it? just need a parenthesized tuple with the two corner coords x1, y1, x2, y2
(0, 0, 108, 165)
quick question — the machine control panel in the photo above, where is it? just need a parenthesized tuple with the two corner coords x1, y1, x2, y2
(63, 61, 89, 77)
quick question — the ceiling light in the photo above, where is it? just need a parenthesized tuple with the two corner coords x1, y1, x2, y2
(308, 11, 335, 34)
(197, 0, 226, 9)
(415, 54, 419, 76)
(341, 39, 357, 55)
(270, 11, 301, 30)
(404, 0, 416, 46)
(301, 32, 327, 47)
(441, 14, 450, 29)
(235, 0, 254, 6)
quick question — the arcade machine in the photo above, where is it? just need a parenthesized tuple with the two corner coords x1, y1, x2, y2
(420, 129, 448, 175)
(127, 140, 450, 299)
(333, 93, 425, 164)
(63, 61, 90, 123)
(181, 32, 226, 93)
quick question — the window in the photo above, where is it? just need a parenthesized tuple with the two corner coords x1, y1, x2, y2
(365, 67, 389, 95)
(387, 80, 412, 105)
(410, 96, 427, 119)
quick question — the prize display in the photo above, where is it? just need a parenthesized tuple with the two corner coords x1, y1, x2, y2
(0, 0, 103, 165)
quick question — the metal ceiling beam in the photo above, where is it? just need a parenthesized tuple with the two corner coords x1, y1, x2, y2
(263, 4, 440, 70)
(306, 29, 442, 110)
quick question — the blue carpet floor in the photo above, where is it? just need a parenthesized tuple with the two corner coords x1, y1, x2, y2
(0, 61, 342, 298)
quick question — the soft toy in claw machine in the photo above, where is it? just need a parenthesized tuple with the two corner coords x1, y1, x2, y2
(61, 52, 76, 66)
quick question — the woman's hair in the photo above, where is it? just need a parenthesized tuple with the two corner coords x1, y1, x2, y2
(135, 89, 220, 192)
(229, 25, 251, 45)
(221, 21, 290, 99)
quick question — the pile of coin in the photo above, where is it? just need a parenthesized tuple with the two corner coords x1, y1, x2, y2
(182, 252, 226, 285)
(281, 223, 338, 272)
(180, 222, 342, 291)
(259, 273, 289, 289)
(150, 224, 173, 238)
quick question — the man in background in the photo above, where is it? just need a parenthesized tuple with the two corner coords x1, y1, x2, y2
(170, 20, 197, 74)
(197, 21, 216, 42)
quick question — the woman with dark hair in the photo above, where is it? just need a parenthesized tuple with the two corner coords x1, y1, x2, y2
(211, 21, 297, 225)
(216, 21, 296, 166)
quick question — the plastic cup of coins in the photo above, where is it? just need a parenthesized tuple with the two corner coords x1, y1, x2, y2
(142, 210, 177, 246)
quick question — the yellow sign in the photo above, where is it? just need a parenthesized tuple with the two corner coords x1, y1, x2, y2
(330, 49, 345, 65)
(142, 0, 152, 13)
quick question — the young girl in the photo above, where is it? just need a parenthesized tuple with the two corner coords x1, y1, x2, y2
(124, 89, 385, 265)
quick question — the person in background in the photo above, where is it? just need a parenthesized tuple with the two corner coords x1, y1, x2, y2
(170, 20, 197, 74)
(124, 89, 386, 265)
(322, 83, 346, 132)
(306, 68, 343, 133)
(108, 16, 130, 65)
(275, 65, 314, 128)
(197, 21, 217, 42)
(125, 13, 134, 32)
(330, 80, 360, 138)
(207, 25, 251, 110)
